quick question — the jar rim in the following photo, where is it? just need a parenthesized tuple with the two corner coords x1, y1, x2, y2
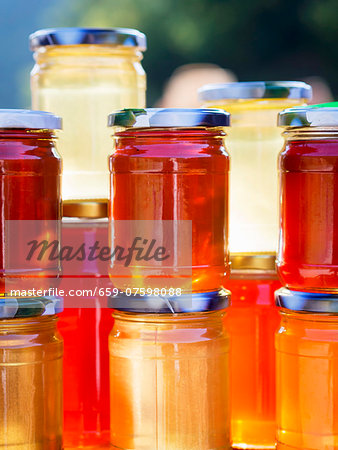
(62, 200, 108, 219)
(198, 81, 312, 101)
(112, 308, 227, 323)
(108, 289, 231, 314)
(30, 28, 147, 51)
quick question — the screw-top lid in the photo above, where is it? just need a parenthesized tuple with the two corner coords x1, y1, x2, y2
(30, 28, 147, 51)
(275, 288, 338, 313)
(199, 81, 312, 101)
(108, 289, 230, 313)
(108, 108, 230, 128)
(0, 295, 63, 319)
(0, 110, 62, 130)
(278, 105, 338, 127)
(62, 200, 108, 219)
(231, 253, 276, 271)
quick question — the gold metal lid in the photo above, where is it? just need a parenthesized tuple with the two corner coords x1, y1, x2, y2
(62, 200, 108, 219)
(230, 252, 276, 271)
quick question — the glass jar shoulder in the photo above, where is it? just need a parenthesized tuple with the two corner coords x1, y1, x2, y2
(204, 99, 306, 128)
(0, 316, 62, 352)
(279, 132, 338, 172)
(31, 46, 145, 81)
(109, 312, 228, 351)
(111, 129, 229, 171)
(276, 312, 338, 356)
(0, 132, 61, 173)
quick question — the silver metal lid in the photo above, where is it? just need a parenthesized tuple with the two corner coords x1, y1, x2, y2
(108, 289, 230, 313)
(198, 81, 312, 101)
(0, 110, 62, 130)
(108, 108, 230, 128)
(278, 106, 338, 127)
(275, 288, 338, 313)
(30, 28, 147, 51)
(0, 296, 63, 319)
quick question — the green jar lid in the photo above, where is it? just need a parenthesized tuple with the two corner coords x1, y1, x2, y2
(108, 108, 230, 128)
(0, 295, 62, 319)
(278, 104, 338, 127)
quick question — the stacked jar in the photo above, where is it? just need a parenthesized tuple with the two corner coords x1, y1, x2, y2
(30, 27, 147, 202)
(0, 296, 63, 449)
(107, 108, 232, 449)
(0, 109, 62, 293)
(0, 110, 63, 448)
(60, 202, 112, 449)
(29, 28, 147, 449)
(199, 81, 312, 449)
(275, 106, 338, 449)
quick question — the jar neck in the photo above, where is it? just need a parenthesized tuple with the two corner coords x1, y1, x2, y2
(34, 45, 144, 65)
(115, 127, 226, 139)
(283, 128, 338, 140)
(280, 309, 338, 323)
(112, 310, 225, 325)
(204, 98, 306, 111)
(0, 315, 58, 332)
(0, 129, 56, 140)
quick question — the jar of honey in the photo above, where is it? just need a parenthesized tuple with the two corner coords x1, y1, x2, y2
(225, 255, 281, 449)
(275, 288, 338, 449)
(199, 81, 312, 255)
(30, 28, 147, 201)
(0, 296, 63, 449)
(108, 108, 230, 294)
(108, 291, 231, 450)
(277, 107, 338, 292)
(60, 201, 112, 449)
(0, 110, 62, 293)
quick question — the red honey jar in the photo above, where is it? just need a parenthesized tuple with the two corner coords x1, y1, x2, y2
(225, 255, 281, 449)
(277, 107, 338, 292)
(60, 201, 112, 449)
(108, 108, 230, 294)
(0, 110, 62, 292)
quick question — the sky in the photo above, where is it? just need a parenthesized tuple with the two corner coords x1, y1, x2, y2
(0, 0, 69, 108)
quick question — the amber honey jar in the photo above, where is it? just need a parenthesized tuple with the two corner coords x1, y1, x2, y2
(0, 109, 62, 293)
(0, 296, 63, 449)
(275, 288, 338, 449)
(108, 108, 230, 294)
(108, 291, 231, 450)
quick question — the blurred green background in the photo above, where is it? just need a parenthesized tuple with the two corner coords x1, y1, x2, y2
(1, 0, 337, 107)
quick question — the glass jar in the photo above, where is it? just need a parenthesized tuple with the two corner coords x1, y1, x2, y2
(0, 297, 63, 449)
(30, 28, 147, 201)
(108, 108, 230, 294)
(109, 300, 230, 449)
(275, 288, 338, 449)
(277, 107, 338, 292)
(60, 201, 112, 449)
(0, 110, 62, 293)
(225, 257, 281, 449)
(199, 81, 312, 255)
